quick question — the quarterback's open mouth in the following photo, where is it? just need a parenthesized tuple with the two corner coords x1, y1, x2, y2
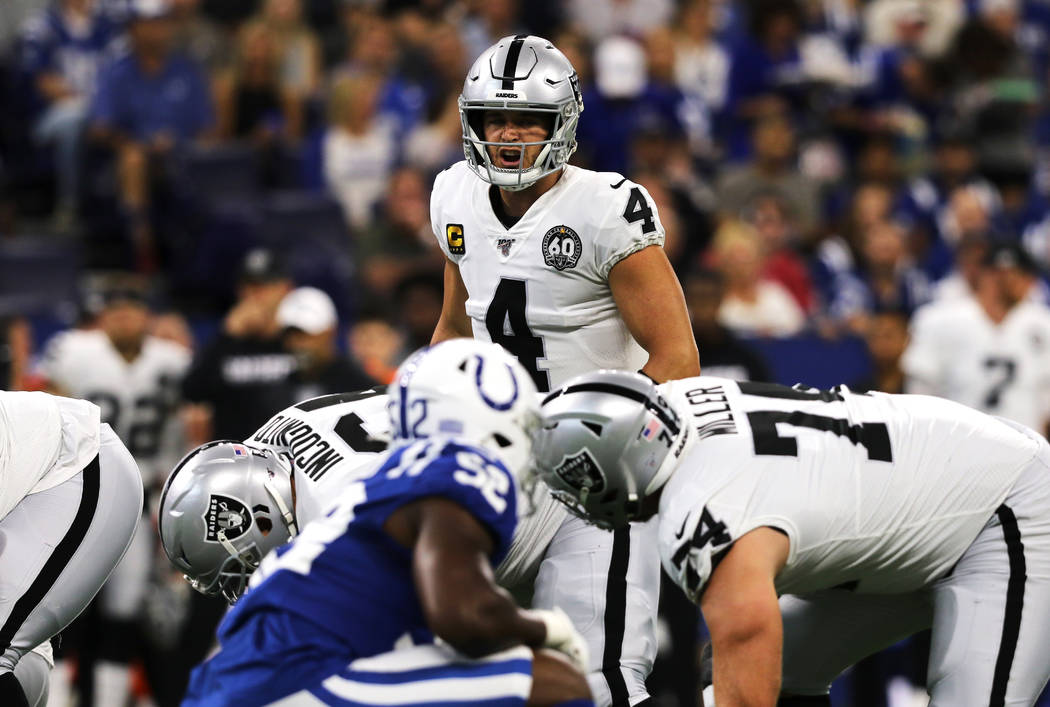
(497, 148, 522, 168)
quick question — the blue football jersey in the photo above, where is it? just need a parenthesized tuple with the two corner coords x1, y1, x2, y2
(20, 7, 122, 96)
(218, 436, 518, 660)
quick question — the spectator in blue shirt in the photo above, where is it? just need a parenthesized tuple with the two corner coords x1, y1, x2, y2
(90, 0, 214, 272)
(721, 0, 806, 160)
(20, 0, 122, 230)
(576, 35, 687, 175)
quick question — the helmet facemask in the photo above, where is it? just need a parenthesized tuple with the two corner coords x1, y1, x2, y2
(190, 536, 265, 604)
(460, 101, 581, 192)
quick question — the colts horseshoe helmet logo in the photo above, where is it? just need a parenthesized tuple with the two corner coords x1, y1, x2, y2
(542, 225, 582, 270)
(446, 224, 465, 255)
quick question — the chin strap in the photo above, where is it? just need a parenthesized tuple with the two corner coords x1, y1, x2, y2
(264, 478, 298, 538)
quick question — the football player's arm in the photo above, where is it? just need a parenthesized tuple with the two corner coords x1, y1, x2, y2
(609, 245, 700, 382)
(701, 527, 789, 707)
(431, 259, 473, 344)
(390, 497, 547, 657)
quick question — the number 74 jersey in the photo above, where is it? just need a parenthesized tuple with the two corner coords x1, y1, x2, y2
(654, 377, 1044, 601)
(432, 161, 665, 391)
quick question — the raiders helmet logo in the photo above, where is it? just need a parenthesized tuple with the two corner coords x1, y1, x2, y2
(554, 450, 605, 493)
(203, 494, 252, 543)
(542, 225, 582, 270)
(446, 224, 465, 255)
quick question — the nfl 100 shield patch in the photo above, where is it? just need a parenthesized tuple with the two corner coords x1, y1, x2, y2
(542, 225, 582, 270)
(496, 238, 515, 256)
(204, 494, 252, 542)
(446, 223, 465, 254)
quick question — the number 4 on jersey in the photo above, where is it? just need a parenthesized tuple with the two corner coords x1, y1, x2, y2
(485, 278, 551, 392)
(622, 186, 656, 235)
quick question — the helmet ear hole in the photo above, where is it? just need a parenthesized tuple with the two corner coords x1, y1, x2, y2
(256, 517, 273, 535)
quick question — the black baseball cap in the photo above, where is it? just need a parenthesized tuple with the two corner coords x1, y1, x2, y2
(983, 242, 1039, 274)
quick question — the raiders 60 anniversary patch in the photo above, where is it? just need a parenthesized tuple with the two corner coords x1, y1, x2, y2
(542, 225, 582, 270)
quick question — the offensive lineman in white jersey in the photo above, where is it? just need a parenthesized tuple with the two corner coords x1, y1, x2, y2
(904, 242, 1050, 436)
(0, 391, 142, 707)
(157, 388, 391, 601)
(430, 35, 699, 705)
(158, 383, 582, 603)
(39, 286, 190, 706)
(534, 370, 1050, 706)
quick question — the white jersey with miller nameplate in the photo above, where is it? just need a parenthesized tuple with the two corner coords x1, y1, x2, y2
(655, 377, 1042, 602)
(0, 390, 101, 520)
(432, 161, 664, 391)
(902, 296, 1050, 434)
(39, 329, 191, 484)
(247, 388, 564, 588)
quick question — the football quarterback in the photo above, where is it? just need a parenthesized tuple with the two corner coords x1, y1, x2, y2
(429, 35, 700, 705)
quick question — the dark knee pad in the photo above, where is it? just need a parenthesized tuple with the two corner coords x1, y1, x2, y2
(0, 671, 30, 707)
(778, 695, 832, 707)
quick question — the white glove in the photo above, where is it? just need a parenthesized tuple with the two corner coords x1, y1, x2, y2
(531, 607, 590, 673)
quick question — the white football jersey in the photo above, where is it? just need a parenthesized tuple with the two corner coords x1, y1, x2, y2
(431, 161, 665, 391)
(40, 329, 191, 483)
(654, 377, 1040, 601)
(247, 388, 564, 588)
(0, 390, 101, 521)
(902, 297, 1050, 433)
(247, 389, 390, 524)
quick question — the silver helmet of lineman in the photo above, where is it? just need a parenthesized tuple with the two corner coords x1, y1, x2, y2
(459, 34, 584, 191)
(533, 370, 687, 530)
(158, 441, 298, 603)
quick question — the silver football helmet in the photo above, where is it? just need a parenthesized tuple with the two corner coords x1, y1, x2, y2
(533, 370, 688, 530)
(387, 339, 541, 479)
(459, 34, 583, 191)
(158, 441, 298, 603)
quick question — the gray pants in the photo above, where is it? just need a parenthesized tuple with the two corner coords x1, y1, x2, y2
(0, 425, 143, 680)
(780, 437, 1050, 705)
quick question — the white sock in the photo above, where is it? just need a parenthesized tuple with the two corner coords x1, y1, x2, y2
(94, 661, 131, 707)
(47, 659, 72, 707)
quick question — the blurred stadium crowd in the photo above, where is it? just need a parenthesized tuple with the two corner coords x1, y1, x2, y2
(4, 0, 1050, 705)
